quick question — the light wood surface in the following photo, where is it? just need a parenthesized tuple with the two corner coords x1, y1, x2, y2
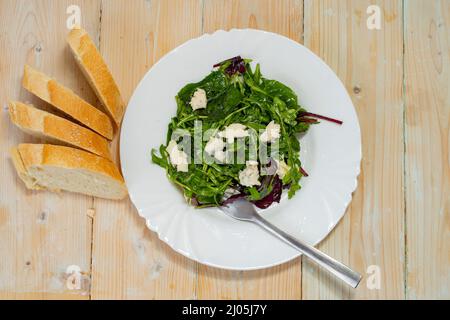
(0, 0, 100, 300)
(0, 0, 448, 299)
(302, 0, 405, 299)
(404, 0, 449, 300)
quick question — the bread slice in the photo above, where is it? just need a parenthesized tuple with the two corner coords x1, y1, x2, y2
(22, 65, 113, 140)
(67, 27, 125, 126)
(8, 101, 112, 160)
(11, 144, 128, 200)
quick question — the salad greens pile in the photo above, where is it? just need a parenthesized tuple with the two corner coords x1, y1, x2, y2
(152, 56, 340, 209)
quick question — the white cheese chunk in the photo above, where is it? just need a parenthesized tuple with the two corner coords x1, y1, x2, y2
(166, 140, 189, 172)
(222, 187, 240, 201)
(218, 123, 249, 141)
(260, 120, 281, 143)
(205, 137, 224, 155)
(213, 150, 227, 163)
(224, 187, 240, 197)
(239, 161, 261, 187)
(189, 88, 207, 110)
(275, 159, 290, 179)
(204, 137, 226, 162)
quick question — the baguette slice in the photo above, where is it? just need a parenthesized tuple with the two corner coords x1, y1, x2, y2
(22, 65, 114, 140)
(67, 27, 125, 126)
(8, 101, 112, 160)
(11, 144, 128, 200)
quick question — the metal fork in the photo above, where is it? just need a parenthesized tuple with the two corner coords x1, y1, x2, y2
(221, 198, 362, 288)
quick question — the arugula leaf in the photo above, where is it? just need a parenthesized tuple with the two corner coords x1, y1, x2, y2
(206, 85, 242, 121)
(262, 79, 299, 110)
(178, 71, 228, 103)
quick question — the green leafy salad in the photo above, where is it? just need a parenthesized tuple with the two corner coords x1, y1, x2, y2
(152, 56, 342, 209)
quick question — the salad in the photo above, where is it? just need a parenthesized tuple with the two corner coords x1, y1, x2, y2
(152, 56, 342, 209)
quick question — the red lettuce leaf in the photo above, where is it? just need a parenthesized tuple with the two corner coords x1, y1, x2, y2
(298, 111, 343, 125)
(252, 176, 282, 209)
(213, 56, 246, 76)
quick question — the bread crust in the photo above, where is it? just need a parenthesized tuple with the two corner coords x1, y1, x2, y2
(9, 147, 41, 190)
(9, 101, 112, 160)
(18, 144, 124, 181)
(14, 144, 128, 199)
(22, 65, 114, 140)
(67, 28, 125, 126)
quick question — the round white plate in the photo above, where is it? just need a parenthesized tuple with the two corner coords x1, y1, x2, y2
(120, 29, 361, 270)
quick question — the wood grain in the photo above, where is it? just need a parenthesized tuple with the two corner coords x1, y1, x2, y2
(90, 0, 202, 299)
(301, 0, 405, 299)
(0, 0, 101, 299)
(198, 0, 303, 300)
(0, 0, 448, 300)
(404, 0, 449, 300)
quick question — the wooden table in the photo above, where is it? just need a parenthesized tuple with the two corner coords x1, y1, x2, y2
(0, 0, 448, 300)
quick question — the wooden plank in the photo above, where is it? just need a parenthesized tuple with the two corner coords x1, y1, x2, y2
(301, 0, 405, 299)
(90, 0, 202, 299)
(198, 0, 303, 300)
(404, 0, 449, 300)
(202, 0, 303, 42)
(0, 0, 101, 299)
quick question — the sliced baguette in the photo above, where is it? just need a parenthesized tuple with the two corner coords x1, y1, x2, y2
(8, 101, 112, 160)
(22, 65, 114, 140)
(67, 27, 125, 126)
(11, 144, 128, 200)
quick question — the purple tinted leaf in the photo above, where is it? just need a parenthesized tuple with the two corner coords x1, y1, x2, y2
(257, 174, 273, 194)
(222, 176, 283, 209)
(299, 166, 309, 177)
(190, 197, 199, 206)
(237, 61, 246, 74)
(298, 111, 343, 125)
(298, 117, 318, 124)
(213, 56, 246, 76)
(253, 176, 283, 209)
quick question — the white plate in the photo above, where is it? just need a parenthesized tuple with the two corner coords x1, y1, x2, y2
(120, 29, 361, 270)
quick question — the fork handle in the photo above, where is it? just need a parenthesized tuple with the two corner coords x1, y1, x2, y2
(252, 214, 362, 288)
